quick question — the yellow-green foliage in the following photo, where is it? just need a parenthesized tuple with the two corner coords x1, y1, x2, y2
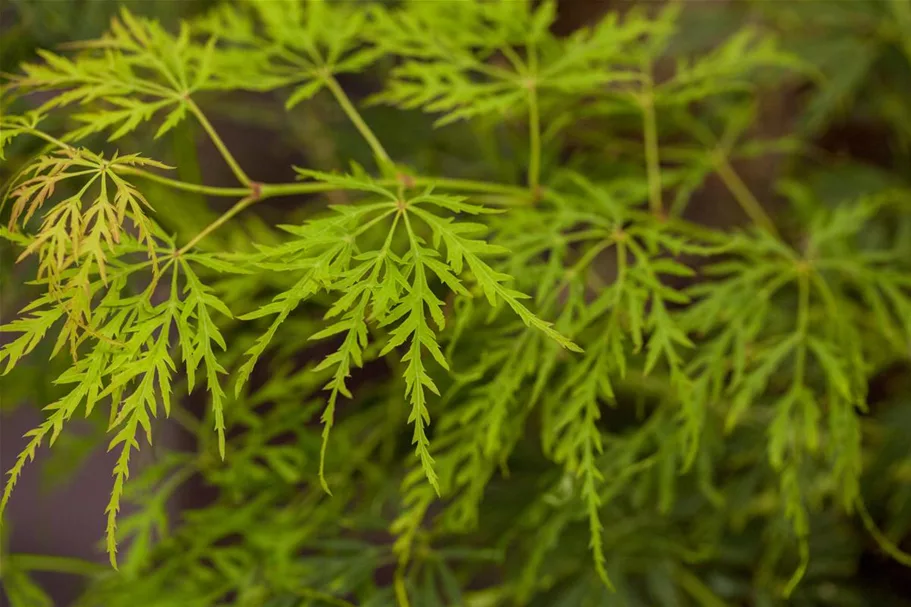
(1, 1, 910, 606)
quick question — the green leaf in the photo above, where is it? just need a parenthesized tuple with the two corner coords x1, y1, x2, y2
(153, 102, 188, 139)
(178, 260, 232, 458)
(285, 79, 325, 109)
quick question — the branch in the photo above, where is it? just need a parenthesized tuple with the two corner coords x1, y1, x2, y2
(713, 151, 780, 238)
(186, 97, 252, 187)
(175, 194, 257, 255)
(119, 166, 251, 197)
(323, 73, 391, 168)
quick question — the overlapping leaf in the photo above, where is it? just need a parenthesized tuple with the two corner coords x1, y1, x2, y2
(234, 169, 576, 492)
(195, 0, 383, 108)
(6, 8, 221, 141)
(367, 0, 663, 126)
(0, 251, 233, 567)
(5, 147, 167, 289)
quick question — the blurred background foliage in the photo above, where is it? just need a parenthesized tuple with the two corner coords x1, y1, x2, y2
(1, 0, 911, 606)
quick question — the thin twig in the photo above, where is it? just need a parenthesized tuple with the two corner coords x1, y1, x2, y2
(323, 73, 391, 167)
(713, 152, 780, 238)
(175, 194, 257, 256)
(186, 97, 252, 187)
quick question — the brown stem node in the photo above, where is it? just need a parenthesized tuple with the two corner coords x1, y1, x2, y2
(250, 181, 263, 200)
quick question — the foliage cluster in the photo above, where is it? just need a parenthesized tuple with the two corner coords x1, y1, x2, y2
(1, 1, 911, 606)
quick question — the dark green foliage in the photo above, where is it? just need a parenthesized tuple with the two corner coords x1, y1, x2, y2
(1, 1, 911, 605)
